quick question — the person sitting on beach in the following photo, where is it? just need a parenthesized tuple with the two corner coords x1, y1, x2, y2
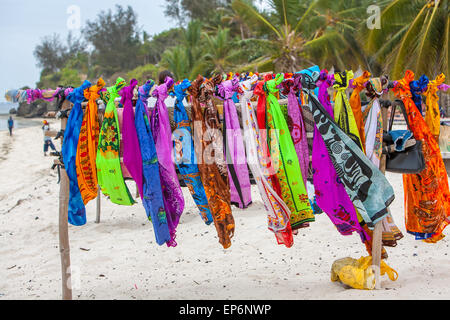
(7, 116, 14, 136)
(42, 120, 57, 156)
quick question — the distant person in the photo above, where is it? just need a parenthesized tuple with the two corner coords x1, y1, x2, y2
(7, 116, 14, 136)
(42, 120, 57, 156)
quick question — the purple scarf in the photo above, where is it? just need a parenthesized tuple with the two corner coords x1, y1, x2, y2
(216, 77, 252, 209)
(282, 74, 309, 188)
(121, 79, 144, 199)
(312, 70, 369, 242)
(151, 77, 185, 247)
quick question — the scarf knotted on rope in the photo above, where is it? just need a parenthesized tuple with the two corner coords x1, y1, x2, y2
(216, 76, 252, 209)
(424, 73, 446, 138)
(96, 77, 134, 206)
(121, 79, 145, 203)
(302, 72, 395, 229)
(62, 80, 91, 226)
(151, 76, 185, 247)
(281, 74, 309, 188)
(313, 70, 371, 246)
(76, 78, 105, 205)
(265, 73, 314, 230)
(172, 79, 213, 225)
(240, 75, 294, 247)
(254, 78, 283, 197)
(135, 79, 172, 245)
(334, 71, 364, 151)
(409, 75, 429, 115)
(349, 71, 371, 153)
(188, 75, 235, 249)
(393, 70, 450, 242)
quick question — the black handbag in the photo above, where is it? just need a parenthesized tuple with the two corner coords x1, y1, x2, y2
(383, 100, 426, 174)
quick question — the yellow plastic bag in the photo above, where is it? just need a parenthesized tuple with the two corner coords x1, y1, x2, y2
(331, 256, 398, 290)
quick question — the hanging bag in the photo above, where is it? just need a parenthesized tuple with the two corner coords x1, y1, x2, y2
(383, 100, 425, 174)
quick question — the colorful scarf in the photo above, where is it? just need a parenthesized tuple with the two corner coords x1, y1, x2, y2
(216, 76, 252, 209)
(96, 77, 134, 206)
(349, 71, 371, 153)
(313, 70, 370, 245)
(121, 79, 145, 203)
(409, 75, 429, 114)
(393, 70, 450, 242)
(265, 73, 314, 229)
(334, 71, 364, 150)
(188, 75, 235, 249)
(172, 79, 213, 225)
(62, 80, 91, 226)
(240, 75, 294, 247)
(302, 72, 395, 229)
(151, 76, 185, 247)
(362, 77, 385, 168)
(424, 73, 446, 139)
(135, 79, 172, 246)
(281, 74, 309, 188)
(76, 78, 105, 205)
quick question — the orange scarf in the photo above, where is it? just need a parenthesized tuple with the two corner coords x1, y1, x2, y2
(349, 71, 371, 154)
(77, 78, 105, 204)
(393, 71, 450, 243)
(424, 73, 446, 139)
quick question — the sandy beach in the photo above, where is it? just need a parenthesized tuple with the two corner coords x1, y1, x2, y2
(0, 119, 449, 300)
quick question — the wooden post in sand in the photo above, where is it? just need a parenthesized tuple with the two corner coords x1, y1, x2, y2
(58, 100, 72, 300)
(371, 103, 390, 289)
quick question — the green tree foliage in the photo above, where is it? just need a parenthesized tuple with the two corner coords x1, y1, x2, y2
(367, 0, 450, 79)
(83, 5, 142, 77)
(126, 64, 161, 84)
(163, 0, 233, 26)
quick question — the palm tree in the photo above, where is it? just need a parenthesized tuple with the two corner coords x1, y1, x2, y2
(231, 0, 318, 72)
(202, 27, 243, 74)
(367, 0, 449, 79)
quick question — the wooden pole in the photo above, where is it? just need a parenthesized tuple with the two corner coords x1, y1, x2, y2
(96, 188, 101, 224)
(371, 104, 389, 289)
(58, 100, 72, 300)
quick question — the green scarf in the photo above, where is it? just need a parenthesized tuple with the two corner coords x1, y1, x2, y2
(96, 77, 134, 205)
(265, 73, 314, 229)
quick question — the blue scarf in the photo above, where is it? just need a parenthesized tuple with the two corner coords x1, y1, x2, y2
(62, 80, 91, 226)
(172, 79, 213, 225)
(135, 80, 172, 245)
(410, 75, 429, 114)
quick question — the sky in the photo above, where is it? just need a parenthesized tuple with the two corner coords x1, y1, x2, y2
(0, 0, 176, 102)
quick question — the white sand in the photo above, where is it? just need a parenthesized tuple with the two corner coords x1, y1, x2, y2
(0, 120, 449, 300)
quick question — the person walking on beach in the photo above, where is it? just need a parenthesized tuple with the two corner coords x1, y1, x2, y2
(7, 116, 14, 136)
(42, 120, 57, 156)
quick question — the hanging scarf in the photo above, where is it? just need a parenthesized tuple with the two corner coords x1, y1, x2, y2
(254, 78, 283, 197)
(121, 79, 145, 203)
(216, 76, 252, 209)
(96, 77, 134, 206)
(62, 80, 91, 226)
(424, 73, 446, 139)
(281, 74, 309, 188)
(76, 78, 105, 205)
(334, 71, 364, 150)
(409, 75, 429, 115)
(265, 73, 314, 230)
(393, 70, 450, 242)
(362, 77, 385, 168)
(302, 72, 395, 229)
(134, 79, 172, 246)
(188, 75, 235, 249)
(349, 71, 371, 153)
(151, 76, 185, 247)
(313, 70, 371, 246)
(172, 79, 213, 225)
(240, 75, 294, 247)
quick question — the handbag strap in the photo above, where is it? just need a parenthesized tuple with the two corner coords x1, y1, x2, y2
(388, 100, 412, 132)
